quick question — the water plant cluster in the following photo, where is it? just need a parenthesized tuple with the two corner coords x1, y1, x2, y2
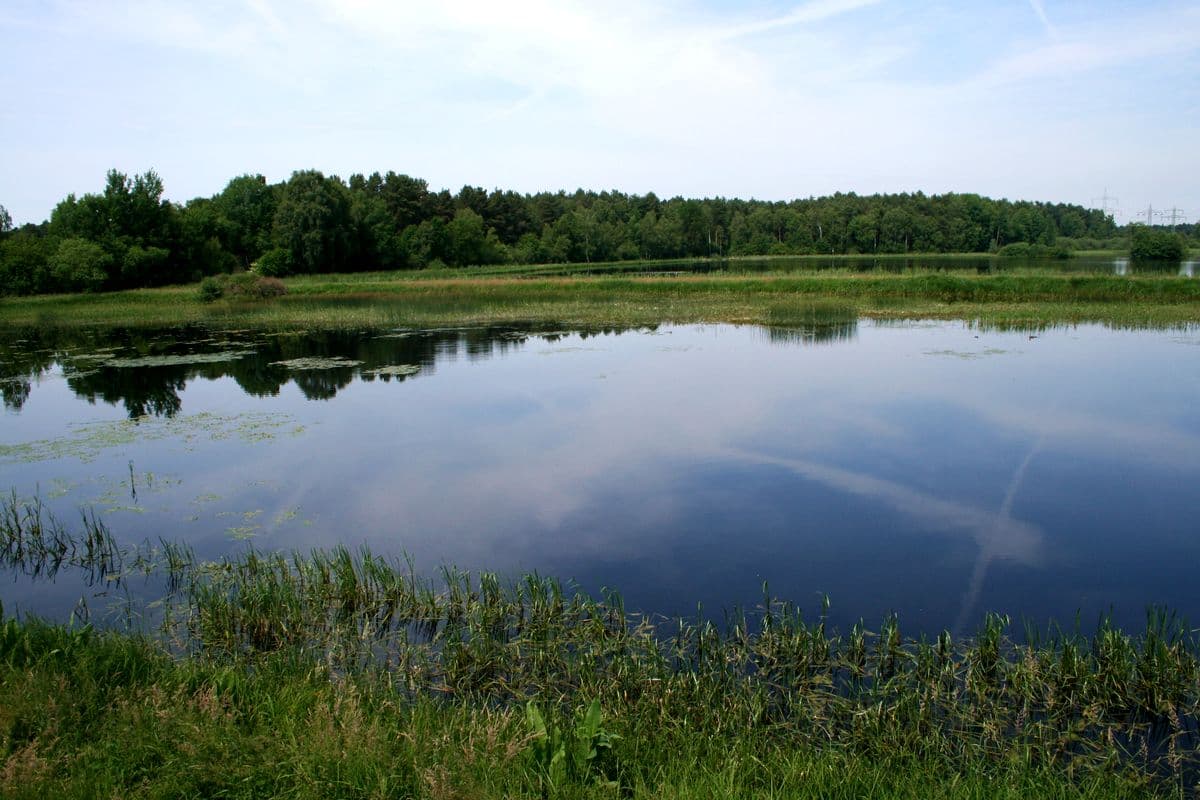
(0, 496, 1196, 797)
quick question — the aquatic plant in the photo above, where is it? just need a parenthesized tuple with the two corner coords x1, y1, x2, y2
(1, 494, 1198, 792)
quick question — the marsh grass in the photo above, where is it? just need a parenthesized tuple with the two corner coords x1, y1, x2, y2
(2, 267, 1199, 332)
(0, 496, 1195, 797)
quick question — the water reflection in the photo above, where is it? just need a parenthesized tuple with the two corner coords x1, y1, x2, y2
(0, 320, 865, 417)
(5, 323, 749, 416)
(761, 322, 857, 345)
(3, 321, 1200, 635)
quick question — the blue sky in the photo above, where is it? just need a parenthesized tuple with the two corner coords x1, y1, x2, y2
(1, 0, 1197, 225)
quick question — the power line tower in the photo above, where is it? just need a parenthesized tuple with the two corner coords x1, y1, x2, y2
(1163, 207, 1188, 227)
(1091, 188, 1120, 220)
(1136, 204, 1160, 225)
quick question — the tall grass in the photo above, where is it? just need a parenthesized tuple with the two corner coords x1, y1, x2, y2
(0, 495, 1196, 797)
(3, 267, 1200, 330)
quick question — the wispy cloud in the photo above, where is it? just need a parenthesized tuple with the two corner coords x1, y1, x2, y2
(1026, 0, 1059, 39)
(1, 0, 1197, 222)
(715, 0, 882, 41)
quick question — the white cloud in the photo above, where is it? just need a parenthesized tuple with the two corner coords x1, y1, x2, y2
(1, 0, 1197, 221)
(1026, 0, 1058, 40)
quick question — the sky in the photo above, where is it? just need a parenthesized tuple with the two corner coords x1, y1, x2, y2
(1, 0, 1197, 226)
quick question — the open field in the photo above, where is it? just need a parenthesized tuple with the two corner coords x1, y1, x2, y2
(3, 263, 1200, 331)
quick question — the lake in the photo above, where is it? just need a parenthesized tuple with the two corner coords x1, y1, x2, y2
(3, 319, 1200, 635)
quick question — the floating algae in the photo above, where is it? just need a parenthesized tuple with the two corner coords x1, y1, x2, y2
(269, 356, 364, 370)
(98, 350, 258, 368)
(225, 525, 262, 540)
(68, 349, 119, 362)
(0, 411, 303, 464)
(362, 364, 420, 377)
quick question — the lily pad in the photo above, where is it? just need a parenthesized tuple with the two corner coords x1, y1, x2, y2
(0, 411, 303, 464)
(99, 350, 257, 368)
(270, 356, 364, 370)
(363, 364, 420, 377)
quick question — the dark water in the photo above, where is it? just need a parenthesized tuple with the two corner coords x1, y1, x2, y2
(3, 320, 1200, 635)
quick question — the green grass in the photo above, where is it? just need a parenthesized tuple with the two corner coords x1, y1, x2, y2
(2, 263, 1199, 332)
(0, 498, 1195, 797)
(0, 625, 1174, 799)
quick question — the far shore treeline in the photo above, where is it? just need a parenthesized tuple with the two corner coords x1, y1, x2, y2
(0, 169, 1194, 296)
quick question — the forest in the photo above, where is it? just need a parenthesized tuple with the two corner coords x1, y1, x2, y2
(0, 167, 1181, 296)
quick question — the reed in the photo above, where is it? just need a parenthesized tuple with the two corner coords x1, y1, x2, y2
(0, 495, 1196, 797)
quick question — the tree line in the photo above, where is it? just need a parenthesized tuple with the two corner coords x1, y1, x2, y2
(0, 168, 1135, 295)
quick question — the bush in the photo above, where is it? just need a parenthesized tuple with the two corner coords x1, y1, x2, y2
(253, 247, 294, 277)
(1130, 227, 1186, 262)
(198, 276, 224, 303)
(196, 273, 287, 303)
(997, 242, 1070, 259)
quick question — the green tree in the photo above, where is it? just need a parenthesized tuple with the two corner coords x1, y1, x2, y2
(47, 169, 178, 287)
(0, 232, 52, 295)
(399, 218, 447, 268)
(213, 175, 276, 267)
(444, 208, 490, 266)
(849, 212, 879, 253)
(271, 170, 353, 274)
(177, 197, 238, 278)
(48, 238, 111, 292)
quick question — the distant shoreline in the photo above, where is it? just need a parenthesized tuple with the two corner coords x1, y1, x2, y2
(2, 260, 1199, 331)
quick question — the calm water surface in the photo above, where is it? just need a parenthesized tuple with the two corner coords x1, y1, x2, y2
(2, 320, 1199, 634)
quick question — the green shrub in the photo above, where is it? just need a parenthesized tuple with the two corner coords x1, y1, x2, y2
(997, 242, 1070, 259)
(1130, 227, 1185, 261)
(253, 247, 294, 277)
(997, 242, 1031, 258)
(196, 273, 287, 303)
(198, 276, 224, 302)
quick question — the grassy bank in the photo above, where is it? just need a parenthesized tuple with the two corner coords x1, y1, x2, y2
(1, 617, 1178, 799)
(2, 264, 1199, 331)
(0, 500, 1195, 798)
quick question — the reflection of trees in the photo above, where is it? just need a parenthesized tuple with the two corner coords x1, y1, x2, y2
(69, 368, 186, 418)
(763, 322, 858, 346)
(1, 377, 31, 411)
(0, 323, 660, 416)
(0, 328, 59, 410)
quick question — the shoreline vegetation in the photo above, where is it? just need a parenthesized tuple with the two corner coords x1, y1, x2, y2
(1, 499, 1197, 797)
(2, 259, 1200, 332)
(2, 168, 1151, 297)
